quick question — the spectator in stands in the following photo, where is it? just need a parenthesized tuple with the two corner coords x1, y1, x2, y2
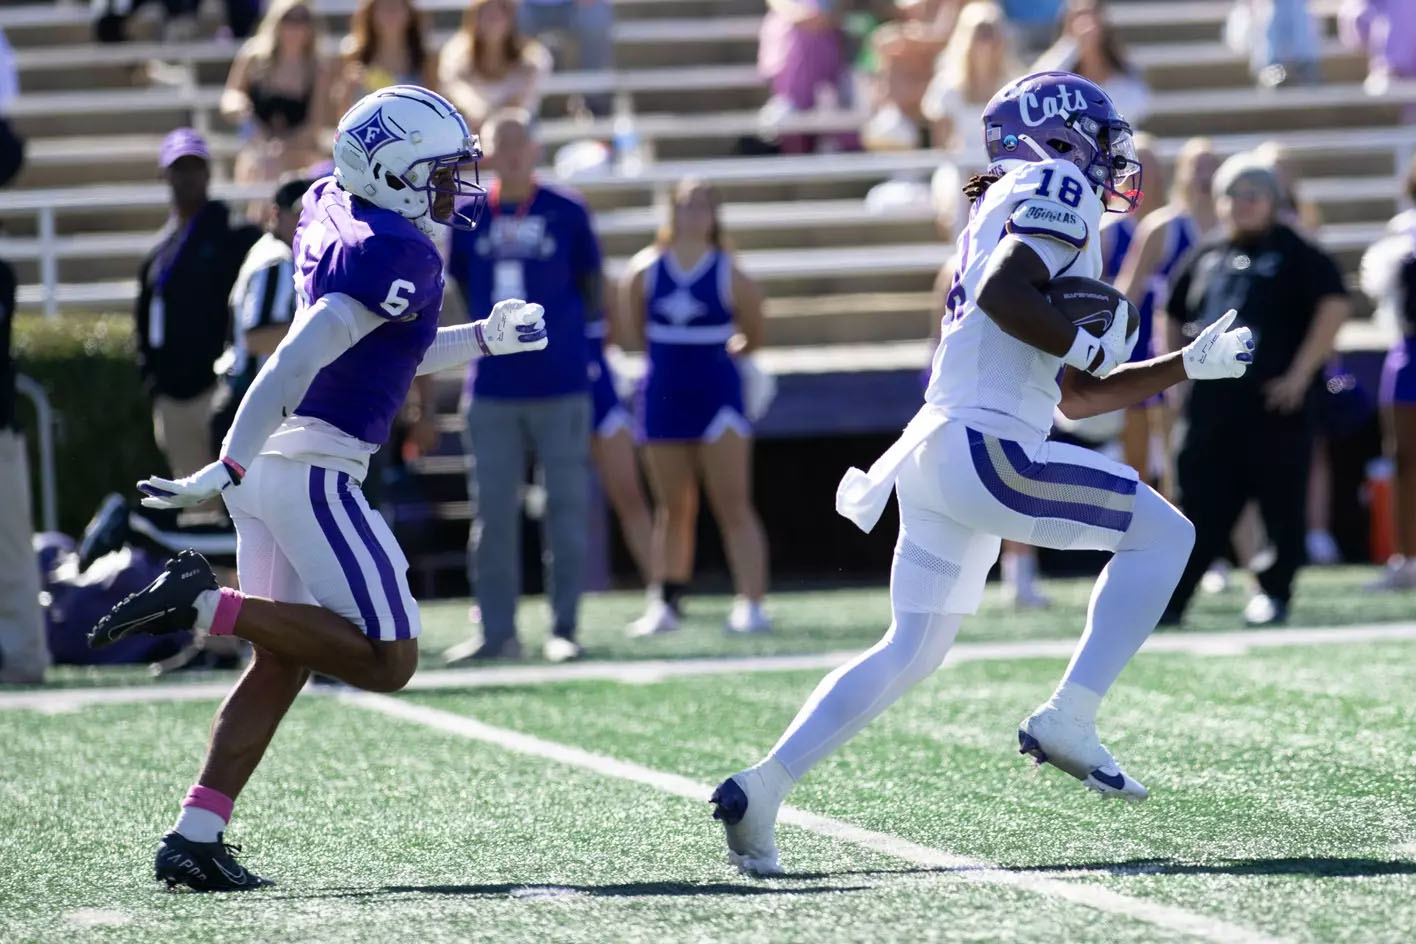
(921, 2, 1021, 152)
(444, 110, 598, 665)
(1116, 136, 1219, 495)
(135, 129, 261, 480)
(516, 0, 615, 117)
(0, 251, 47, 685)
(1033, 0, 1150, 125)
(1000, 0, 1065, 54)
(439, 0, 553, 133)
(210, 176, 312, 455)
(1341, 0, 1416, 96)
(1226, 0, 1321, 88)
(623, 179, 772, 637)
(759, 0, 855, 153)
(93, 0, 257, 43)
(861, 0, 954, 150)
(221, 0, 328, 185)
(1362, 164, 1416, 589)
(331, 0, 439, 117)
(1160, 155, 1351, 627)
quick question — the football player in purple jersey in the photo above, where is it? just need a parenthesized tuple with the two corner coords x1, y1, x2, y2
(87, 86, 548, 891)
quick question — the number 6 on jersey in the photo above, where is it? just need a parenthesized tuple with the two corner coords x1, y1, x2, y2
(380, 279, 417, 318)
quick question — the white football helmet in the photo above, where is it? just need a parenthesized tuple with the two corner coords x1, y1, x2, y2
(332, 85, 486, 236)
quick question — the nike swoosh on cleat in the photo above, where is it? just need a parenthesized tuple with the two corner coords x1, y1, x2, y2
(116, 608, 176, 629)
(1090, 769, 1126, 791)
(213, 859, 249, 884)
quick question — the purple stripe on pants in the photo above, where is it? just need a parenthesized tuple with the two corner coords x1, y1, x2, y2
(308, 465, 380, 638)
(335, 471, 411, 640)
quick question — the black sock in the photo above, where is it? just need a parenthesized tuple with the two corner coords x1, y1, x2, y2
(661, 581, 686, 615)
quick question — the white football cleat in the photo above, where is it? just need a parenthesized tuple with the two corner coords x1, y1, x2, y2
(626, 598, 679, 638)
(1018, 706, 1148, 801)
(725, 597, 772, 635)
(710, 760, 791, 876)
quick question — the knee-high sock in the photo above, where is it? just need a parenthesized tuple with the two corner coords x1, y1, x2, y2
(1059, 484, 1195, 710)
(767, 609, 961, 781)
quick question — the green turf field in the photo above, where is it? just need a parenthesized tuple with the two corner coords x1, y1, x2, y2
(4, 566, 1416, 943)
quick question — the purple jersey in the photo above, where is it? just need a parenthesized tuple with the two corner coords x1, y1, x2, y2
(291, 177, 444, 444)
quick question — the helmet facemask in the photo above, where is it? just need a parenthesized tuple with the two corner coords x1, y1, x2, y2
(397, 146, 487, 232)
(1073, 115, 1143, 213)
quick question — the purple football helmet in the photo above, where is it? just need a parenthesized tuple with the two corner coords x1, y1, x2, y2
(981, 71, 1143, 212)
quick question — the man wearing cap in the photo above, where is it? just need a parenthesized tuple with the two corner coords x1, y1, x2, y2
(1159, 153, 1351, 626)
(210, 175, 313, 453)
(135, 128, 260, 480)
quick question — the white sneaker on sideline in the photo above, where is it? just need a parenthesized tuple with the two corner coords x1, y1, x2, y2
(1018, 706, 1148, 801)
(627, 599, 679, 638)
(725, 597, 772, 635)
(542, 636, 584, 663)
(710, 759, 791, 875)
(1007, 585, 1052, 609)
(1367, 556, 1416, 592)
(1200, 560, 1232, 595)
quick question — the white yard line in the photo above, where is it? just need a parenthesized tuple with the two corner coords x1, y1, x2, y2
(6, 621, 1416, 713)
(342, 691, 1288, 944)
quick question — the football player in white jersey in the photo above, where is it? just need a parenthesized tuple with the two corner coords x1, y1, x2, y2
(711, 71, 1256, 875)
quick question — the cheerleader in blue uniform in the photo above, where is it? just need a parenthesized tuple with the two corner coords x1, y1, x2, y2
(588, 286, 654, 582)
(1116, 136, 1218, 489)
(622, 179, 770, 636)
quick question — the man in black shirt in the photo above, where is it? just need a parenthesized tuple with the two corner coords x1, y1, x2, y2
(1161, 156, 1350, 626)
(135, 128, 259, 478)
(0, 255, 48, 684)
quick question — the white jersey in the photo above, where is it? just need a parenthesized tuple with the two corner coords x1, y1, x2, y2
(925, 159, 1105, 444)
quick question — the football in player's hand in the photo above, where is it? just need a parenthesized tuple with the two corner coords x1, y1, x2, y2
(1045, 277, 1138, 340)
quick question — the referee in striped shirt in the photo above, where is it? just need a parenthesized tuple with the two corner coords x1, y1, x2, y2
(209, 176, 312, 455)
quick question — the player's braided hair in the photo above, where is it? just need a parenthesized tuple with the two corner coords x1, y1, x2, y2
(962, 173, 1001, 202)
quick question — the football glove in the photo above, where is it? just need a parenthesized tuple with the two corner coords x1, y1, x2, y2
(475, 299, 548, 356)
(138, 458, 244, 509)
(1183, 309, 1254, 380)
(1093, 297, 1141, 378)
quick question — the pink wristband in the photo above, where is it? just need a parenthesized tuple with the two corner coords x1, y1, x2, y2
(474, 321, 493, 357)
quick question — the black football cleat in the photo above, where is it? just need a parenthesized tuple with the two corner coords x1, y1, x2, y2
(89, 549, 217, 649)
(155, 831, 274, 892)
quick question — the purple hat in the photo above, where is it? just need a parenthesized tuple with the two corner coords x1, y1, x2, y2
(159, 127, 210, 168)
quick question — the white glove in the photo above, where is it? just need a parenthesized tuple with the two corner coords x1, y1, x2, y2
(736, 353, 778, 422)
(474, 299, 548, 356)
(1183, 309, 1254, 380)
(138, 458, 243, 509)
(1089, 298, 1138, 378)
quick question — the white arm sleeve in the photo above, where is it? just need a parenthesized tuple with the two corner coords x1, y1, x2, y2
(415, 322, 486, 376)
(222, 292, 385, 468)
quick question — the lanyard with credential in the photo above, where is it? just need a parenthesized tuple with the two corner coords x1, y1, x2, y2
(147, 208, 203, 351)
(487, 180, 538, 304)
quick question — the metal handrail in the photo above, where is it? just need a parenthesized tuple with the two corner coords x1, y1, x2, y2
(13, 374, 57, 533)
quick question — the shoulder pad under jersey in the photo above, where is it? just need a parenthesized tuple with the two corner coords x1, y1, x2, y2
(1005, 199, 1090, 250)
